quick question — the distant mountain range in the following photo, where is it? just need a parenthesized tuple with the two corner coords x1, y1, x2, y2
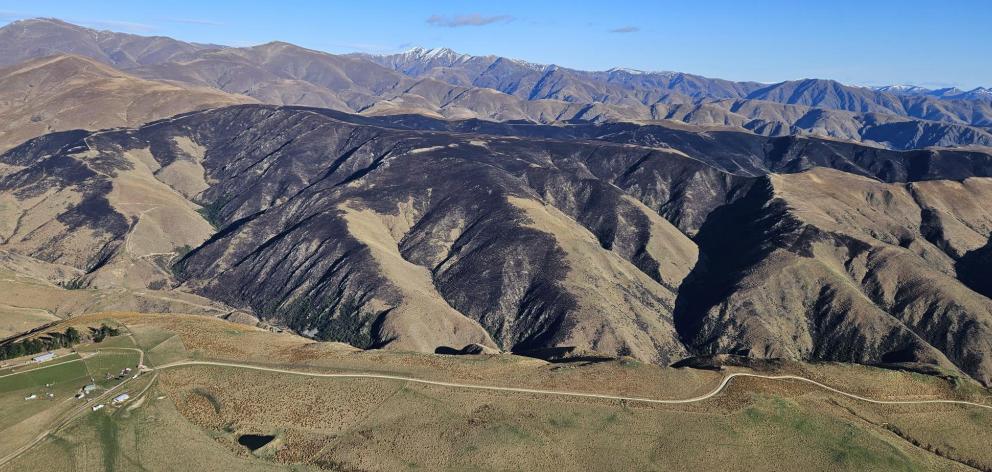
(0, 18, 989, 151)
(872, 84, 992, 100)
(370, 47, 992, 110)
(364, 46, 992, 125)
(0, 19, 992, 149)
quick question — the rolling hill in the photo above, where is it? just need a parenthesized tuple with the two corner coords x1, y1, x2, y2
(3, 104, 992, 385)
(0, 53, 255, 152)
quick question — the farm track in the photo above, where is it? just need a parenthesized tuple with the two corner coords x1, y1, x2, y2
(2, 346, 991, 468)
(155, 359, 992, 409)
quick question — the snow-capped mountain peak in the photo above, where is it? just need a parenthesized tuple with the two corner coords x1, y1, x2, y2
(606, 67, 676, 78)
(400, 47, 471, 64)
(609, 67, 648, 75)
(872, 84, 931, 95)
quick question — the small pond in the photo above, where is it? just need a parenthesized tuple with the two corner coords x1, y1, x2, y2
(237, 434, 275, 451)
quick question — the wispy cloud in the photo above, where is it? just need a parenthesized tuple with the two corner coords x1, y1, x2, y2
(427, 14, 513, 28)
(160, 17, 223, 26)
(609, 26, 639, 33)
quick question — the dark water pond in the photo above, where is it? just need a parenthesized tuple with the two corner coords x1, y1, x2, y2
(237, 434, 275, 451)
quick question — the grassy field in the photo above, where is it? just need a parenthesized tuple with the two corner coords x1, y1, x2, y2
(0, 312, 989, 471)
(0, 345, 149, 464)
(3, 372, 309, 472)
(148, 365, 960, 471)
(0, 356, 86, 395)
(128, 324, 188, 367)
(0, 357, 88, 431)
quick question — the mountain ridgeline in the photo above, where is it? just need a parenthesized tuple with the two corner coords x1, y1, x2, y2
(2, 103, 992, 385)
(0, 18, 990, 151)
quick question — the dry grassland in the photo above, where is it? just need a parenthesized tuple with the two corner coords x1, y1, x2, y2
(0, 312, 989, 471)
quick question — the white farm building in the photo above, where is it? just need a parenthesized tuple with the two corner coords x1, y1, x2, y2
(32, 352, 56, 363)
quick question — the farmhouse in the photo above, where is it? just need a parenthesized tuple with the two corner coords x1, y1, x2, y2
(112, 393, 130, 404)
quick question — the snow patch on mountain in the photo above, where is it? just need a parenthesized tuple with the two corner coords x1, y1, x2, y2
(400, 47, 471, 65)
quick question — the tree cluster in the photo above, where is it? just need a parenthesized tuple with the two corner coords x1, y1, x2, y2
(90, 324, 121, 343)
(0, 327, 81, 360)
(0, 323, 123, 361)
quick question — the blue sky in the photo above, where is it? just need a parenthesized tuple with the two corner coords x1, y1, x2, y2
(1, 1, 988, 89)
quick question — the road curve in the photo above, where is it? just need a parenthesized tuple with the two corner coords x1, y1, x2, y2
(3, 353, 990, 468)
(155, 360, 992, 410)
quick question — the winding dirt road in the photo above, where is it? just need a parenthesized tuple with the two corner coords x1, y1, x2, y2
(2, 349, 991, 468)
(155, 360, 992, 409)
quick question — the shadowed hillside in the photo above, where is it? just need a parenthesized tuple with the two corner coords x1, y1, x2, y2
(3, 104, 992, 385)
